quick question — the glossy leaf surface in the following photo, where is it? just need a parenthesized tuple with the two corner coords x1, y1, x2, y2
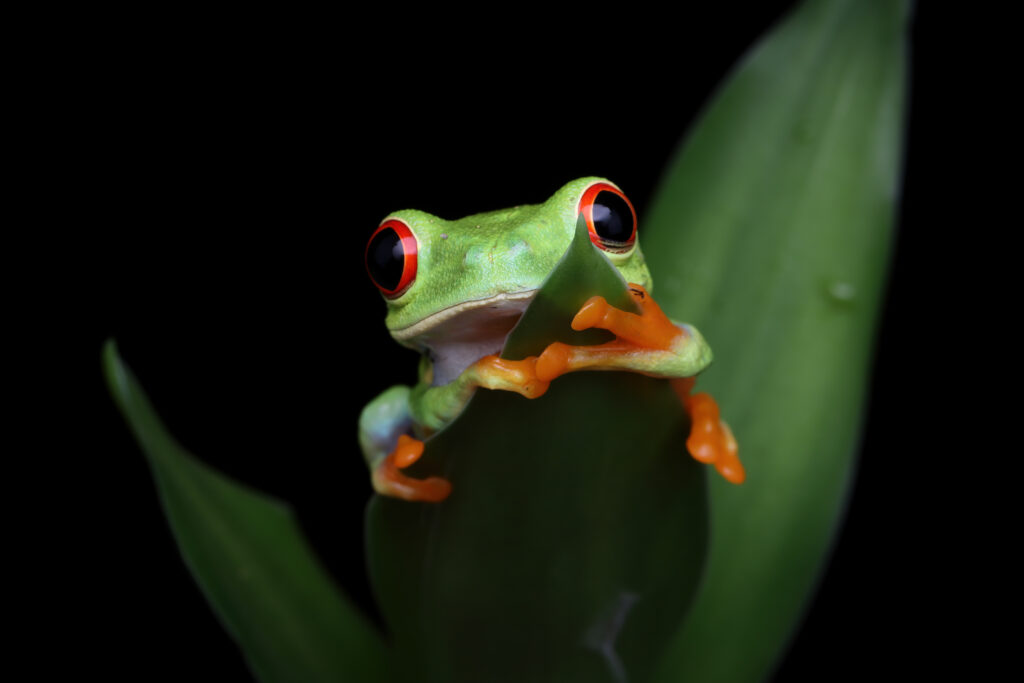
(641, 1, 909, 680)
(103, 341, 389, 683)
(366, 220, 708, 683)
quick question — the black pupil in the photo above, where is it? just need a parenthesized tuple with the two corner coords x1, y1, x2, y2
(591, 191, 634, 244)
(367, 228, 405, 291)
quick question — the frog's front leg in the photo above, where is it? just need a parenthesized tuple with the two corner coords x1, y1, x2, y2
(536, 284, 745, 484)
(360, 357, 550, 503)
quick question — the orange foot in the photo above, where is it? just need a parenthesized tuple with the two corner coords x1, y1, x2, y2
(371, 434, 452, 502)
(535, 284, 683, 381)
(672, 377, 745, 484)
(534, 283, 745, 485)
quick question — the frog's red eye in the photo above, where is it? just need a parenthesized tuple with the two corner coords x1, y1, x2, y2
(578, 182, 637, 253)
(366, 218, 417, 298)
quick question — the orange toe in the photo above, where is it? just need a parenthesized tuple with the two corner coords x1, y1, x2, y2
(392, 434, 424, 468)
(571, 295, 611, 331)
(716, 457, 746, 485)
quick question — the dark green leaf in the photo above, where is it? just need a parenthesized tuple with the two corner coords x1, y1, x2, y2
(103, 340, 389, 683)
(366, 220, 708, 683)
(641, 1, 909, 681)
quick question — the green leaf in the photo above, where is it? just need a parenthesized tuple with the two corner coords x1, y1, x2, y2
(103, 340, 389, 683)
(500, 216, 639, 360)
(642, 1, 909, 681)
(366, 219, 708, 683)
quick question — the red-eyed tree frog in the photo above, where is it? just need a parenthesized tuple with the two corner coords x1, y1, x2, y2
(360, 177, 744, 502)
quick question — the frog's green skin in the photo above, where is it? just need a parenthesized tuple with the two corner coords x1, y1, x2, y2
(359, 177, 712, 472)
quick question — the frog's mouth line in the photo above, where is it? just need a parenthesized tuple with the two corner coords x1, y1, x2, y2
(390, 289, 539, 387)
(389, 289, 538, 343)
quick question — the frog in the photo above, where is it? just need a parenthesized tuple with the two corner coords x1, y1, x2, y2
(360, 177, 744, 502)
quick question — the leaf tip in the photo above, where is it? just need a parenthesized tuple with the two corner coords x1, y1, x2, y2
(101, 337, 132, 410)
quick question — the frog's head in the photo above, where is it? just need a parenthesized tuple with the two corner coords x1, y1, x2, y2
(365, 177, 653, 384)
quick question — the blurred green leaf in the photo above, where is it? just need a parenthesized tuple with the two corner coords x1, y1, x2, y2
(642, 1, 908, 681)
(103, 340, 389, 683)
(366, 220, 708, 683)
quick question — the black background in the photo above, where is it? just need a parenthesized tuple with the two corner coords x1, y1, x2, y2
(46, 2, 963, 681)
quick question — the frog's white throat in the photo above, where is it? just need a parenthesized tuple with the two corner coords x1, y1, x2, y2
(391, 289, 538, 387)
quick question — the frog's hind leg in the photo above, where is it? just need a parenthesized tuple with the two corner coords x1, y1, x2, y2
(671, 377, 745, 484)
(360, 385, 452, 503)
(372, 435, 452, 503)
(364, 356, 550, 504)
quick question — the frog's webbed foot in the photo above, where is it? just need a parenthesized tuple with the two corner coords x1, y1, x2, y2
(536, 284, 745, 484)
(372, 434, 452, 502)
